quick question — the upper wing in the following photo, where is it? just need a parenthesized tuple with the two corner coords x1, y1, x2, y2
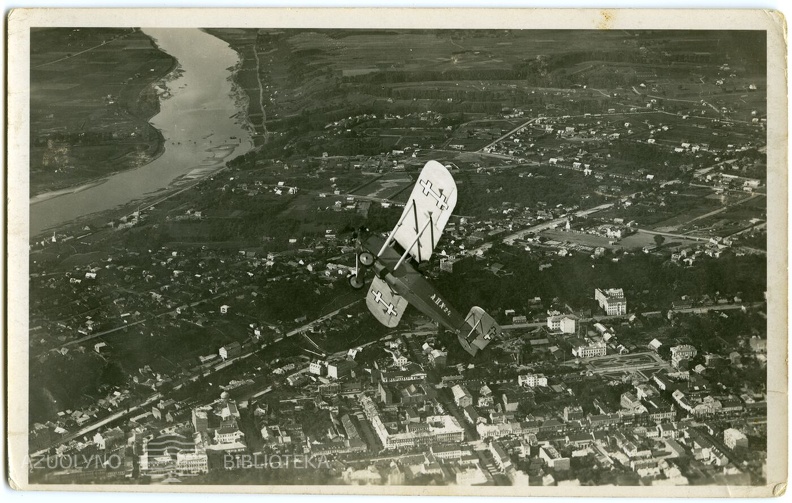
(392, 161, 457, 263)
(366, 275, 408, 328)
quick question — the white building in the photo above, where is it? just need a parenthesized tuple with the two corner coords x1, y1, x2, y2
(214, 425, 245, 445)
(218, 341, 242, 361)
(547, 315, 578, 334)
(540, 445, 570, 471)
(175, 451, 209, 474)
(670, 345, 697, 369)
(309, 361, 327, 376)
(572, 339, 607, 358)
(452, 384, 473, 408)
(391, 351, 409, 367)
(595, 288, 627, 315)
(518, 374, 548, 388)
(724, 428, 749, 450)
(328, 360, 354, 379)
(361, 397, 464, 449)
(455, 464, 489, 485)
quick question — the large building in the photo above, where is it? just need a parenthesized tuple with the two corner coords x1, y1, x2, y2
(360, 396, 464, 449)
(214, 424, 245, 445)
(379, 367, 427, 384)
(138, 432, 208, 476)
(518, 373, 548, 388)
(488, 440, 512, 471)
(478, 421, 519, 440)
(328, 360, 355, 379)
(540, 445, 570, 471)
(219, 341, 242, 360)
(451, 384, 473, 408)
(547, 315, 578, 334)
(670, 345, 698, 369)
(643, 396, 675, 422)
(724, 428, 749, 450)
(309, 360, 327, 376)
(595, 288, 627, 315)
(191, 408, 209, 434)
(572, 339, 607, 358)
(620, 392, 648, 414)
(430, 443, 471, 460)
(379, 381, 435, 406)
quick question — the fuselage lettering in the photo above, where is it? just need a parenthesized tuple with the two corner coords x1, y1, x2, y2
(430, 293, 452, 318)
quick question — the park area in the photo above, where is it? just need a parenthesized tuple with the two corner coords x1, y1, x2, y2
(585, 352, 672, 377)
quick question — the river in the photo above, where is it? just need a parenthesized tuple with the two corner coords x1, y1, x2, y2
(29, 28, 254, 237)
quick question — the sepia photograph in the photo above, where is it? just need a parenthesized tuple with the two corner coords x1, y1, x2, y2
(6, 8, 787, 497)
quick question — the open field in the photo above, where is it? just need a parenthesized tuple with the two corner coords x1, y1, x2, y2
(539, 229, 614, 249)
(351, 174, 413, 199)
(619, 230, 703, 249)
(650, 202, 727, 231)
(206, 28, 765, 148)
(30, 28, 175, 195)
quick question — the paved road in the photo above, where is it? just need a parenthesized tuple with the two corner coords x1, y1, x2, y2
(33, 30, 135, 69)
(470, 201, 616, 255)
(503, 302, 762, 331)
(666, 192, 763, 231)
(727, 221, 766, 238)
(284, 299, 361, 338)
(671, 302, 762, 314)
(251, 45, 269, 135)
(501, 312, 630, 330)
(33, 392, 163, 457)
(478, 117, 538, 153)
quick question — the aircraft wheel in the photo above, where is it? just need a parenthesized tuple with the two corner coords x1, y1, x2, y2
(359, 252, 375, 266)
(349, 274, 365, 290)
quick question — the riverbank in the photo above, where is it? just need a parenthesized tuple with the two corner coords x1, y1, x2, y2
(30, 28, 256, 238)
(30, 28, 177, 197)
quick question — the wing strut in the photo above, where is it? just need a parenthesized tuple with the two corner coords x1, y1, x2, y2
(377, 199, 416, 258)
(394, 216, 433, 272)
(429, 212, 435, 250)
(464, 316, 483, 340)
(413, 199, 422, 263)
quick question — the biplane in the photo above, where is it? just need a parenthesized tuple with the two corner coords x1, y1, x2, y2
(349, 160, 501, 356)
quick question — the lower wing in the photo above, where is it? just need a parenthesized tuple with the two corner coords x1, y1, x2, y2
(366, 276, 409, 328)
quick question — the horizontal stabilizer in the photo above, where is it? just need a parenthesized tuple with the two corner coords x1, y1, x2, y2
(366, 276, 408, 328)
(458, 306, 500, 356)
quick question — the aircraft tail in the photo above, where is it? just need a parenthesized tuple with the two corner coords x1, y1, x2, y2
(458, 306, 501, 356)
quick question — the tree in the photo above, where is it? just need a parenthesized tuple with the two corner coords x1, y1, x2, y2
(654, 234, 666, 248)
(99, 361, 126, 388)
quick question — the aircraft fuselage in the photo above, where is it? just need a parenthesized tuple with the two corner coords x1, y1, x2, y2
(362, 234, 465, 333)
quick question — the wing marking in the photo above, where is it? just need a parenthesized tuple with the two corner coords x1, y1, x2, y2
(366, 276, 408, 328)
